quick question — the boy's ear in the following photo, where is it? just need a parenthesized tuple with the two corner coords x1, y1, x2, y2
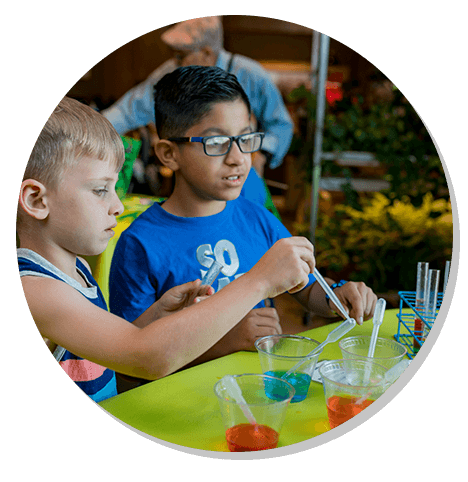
(18, 179, 50, 220)
(154, 139, 181, 172)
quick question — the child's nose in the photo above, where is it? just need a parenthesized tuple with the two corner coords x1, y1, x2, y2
(224, 141, 246, 166)
(111, 193, 124, 217)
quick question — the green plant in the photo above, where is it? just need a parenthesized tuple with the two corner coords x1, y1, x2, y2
(288, 83, 452, 293)
(288, 86, 448, 207)
(294, 192, 453, 293)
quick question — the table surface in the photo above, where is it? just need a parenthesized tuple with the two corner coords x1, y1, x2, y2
(99, 309, 405, 451)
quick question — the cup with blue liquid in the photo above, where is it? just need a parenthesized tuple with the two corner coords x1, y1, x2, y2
(255, 335, 322, 403)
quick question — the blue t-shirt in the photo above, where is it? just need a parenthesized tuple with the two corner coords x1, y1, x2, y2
(17, 249, 118, 403)
(109, 197, 315, 322)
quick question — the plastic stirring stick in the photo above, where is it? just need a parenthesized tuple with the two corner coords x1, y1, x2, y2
(314, 269, 352, 322)
(367, 298, 387, 358)
(281, 317, 357, 380)
(222, 375, 257, 425)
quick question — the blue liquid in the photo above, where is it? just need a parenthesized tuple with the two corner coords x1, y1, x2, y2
(264, 370, 312, 403)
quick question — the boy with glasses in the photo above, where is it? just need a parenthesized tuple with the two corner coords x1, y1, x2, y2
(109, 66, 377, 374)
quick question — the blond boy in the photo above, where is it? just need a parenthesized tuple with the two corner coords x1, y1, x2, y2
(17, 97, 316, 402)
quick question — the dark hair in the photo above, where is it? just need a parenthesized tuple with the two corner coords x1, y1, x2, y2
(153, 66, 251, 139)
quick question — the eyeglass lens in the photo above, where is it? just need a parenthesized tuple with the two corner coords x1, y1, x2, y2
(205, 133, 262, 156)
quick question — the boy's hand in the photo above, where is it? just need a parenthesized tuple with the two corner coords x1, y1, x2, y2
(251, 237, 315, 299)
(220, 307, 282, 352)
(156, 280, 214, 318)
(329, 282, 378, 325)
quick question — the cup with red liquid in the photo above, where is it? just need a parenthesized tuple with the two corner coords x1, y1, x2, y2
(339, 336, 407, 370)
(319, 359, 388, 429)
(214, 374, 295, 452)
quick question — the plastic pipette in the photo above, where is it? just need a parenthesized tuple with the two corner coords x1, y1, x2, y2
(367, 298, 386, 358)
(189, 260, 223, 305)
(281, 317, 357, 380)
(356, 359, 411, 405)
(314, 269, 352, 322)
(201, 260, 223, 286)
(383, 359, 411, 386)
(222, 375, 257, 425)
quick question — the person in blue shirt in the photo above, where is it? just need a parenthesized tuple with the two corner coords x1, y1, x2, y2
(101, 16, 294, 205)
(109, 66, 378, 372)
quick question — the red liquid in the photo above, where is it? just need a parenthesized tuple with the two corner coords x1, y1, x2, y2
(413, 317, 423, 351)
(326, 396, 374, 429)
(225, 423, 279, 452)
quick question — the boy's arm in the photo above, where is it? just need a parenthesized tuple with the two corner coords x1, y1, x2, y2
(291, 278, 378, 326)
(180, 307, 282, 368)
(24, 237, 315, 380)
(251, 73, 294, 169)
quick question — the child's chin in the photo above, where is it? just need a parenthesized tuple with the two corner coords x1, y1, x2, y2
(221, 186, 244, 200)
(224, 191, 242, 201)
(83, 242, 109, 257)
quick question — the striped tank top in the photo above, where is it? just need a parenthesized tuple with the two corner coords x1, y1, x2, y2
(17, 248, 117, 402)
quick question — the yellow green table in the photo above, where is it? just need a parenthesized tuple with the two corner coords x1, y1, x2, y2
(99, 309, 405, 451)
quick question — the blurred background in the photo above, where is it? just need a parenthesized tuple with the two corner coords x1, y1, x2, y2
(67, 15, 452, 323)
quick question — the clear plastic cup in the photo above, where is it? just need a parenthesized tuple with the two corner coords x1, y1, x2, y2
(319, 359, 388, 429)
(255, 334, 322, 403)
(339, 335, 407, 370)
(214, 374, 295, 452)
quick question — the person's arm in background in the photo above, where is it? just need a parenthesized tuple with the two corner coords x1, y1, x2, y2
(248, 70, 294, 176)
(101, 59, 177, 134)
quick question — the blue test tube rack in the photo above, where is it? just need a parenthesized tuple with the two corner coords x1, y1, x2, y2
(394, 291, 444, 359)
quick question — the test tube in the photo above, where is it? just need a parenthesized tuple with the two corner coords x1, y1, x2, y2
(201, 260, 223, 287)
(414, 262, 429, 352)
(443, 260, 451, 294)
(422, 269, 440, 342)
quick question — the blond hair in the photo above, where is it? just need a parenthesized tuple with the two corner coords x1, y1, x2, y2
(24, 97, 124, 189)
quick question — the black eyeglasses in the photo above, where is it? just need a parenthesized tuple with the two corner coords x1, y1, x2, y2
(167, 132, 265, 157)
